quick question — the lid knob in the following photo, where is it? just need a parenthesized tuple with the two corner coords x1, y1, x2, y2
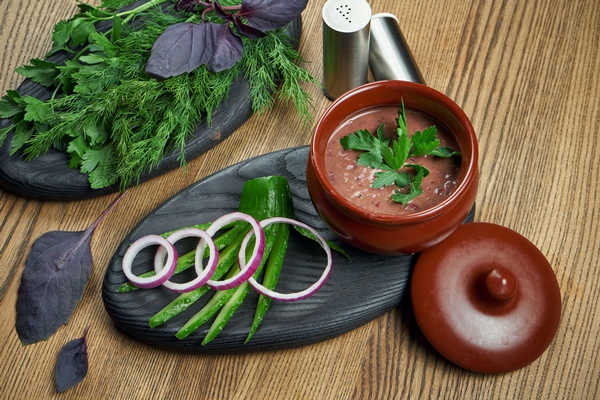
(485, 267, 518, 301)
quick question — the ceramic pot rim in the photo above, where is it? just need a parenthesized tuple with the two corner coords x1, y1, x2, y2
(309, 80, 479, 224)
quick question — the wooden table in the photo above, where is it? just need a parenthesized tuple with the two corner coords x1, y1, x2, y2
(1, 0, 598, 398)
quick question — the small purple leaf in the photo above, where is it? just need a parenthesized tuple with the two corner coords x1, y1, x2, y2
(233, 18, 266, 39)
(15, 193, 125, 345)
(145, 22, 218, 79)
(175, 0, 198, 12)
(239, 0, 308, 32)
(206, 24, 244, 73)
(216, 0, 264, 39)
(55, 327, 90, 393)
(213, 0, 233, 21)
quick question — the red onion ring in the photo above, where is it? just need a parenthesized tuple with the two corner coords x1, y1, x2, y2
(122, 213, 332, 302)
(122, 235, 178, 289)
(154, 228, 219, 293)
(205, 212, 265, 290)
(246, 217, 333, 302)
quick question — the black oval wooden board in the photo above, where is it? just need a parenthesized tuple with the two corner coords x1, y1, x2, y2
(0, 2, 301, 202)
(102, 146, 475, 353)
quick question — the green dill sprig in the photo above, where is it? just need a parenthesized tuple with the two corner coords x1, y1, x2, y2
(241, 30, 317, 123)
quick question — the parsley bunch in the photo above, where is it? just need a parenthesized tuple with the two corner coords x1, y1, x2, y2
(0, 0, 317, 190)
(340, 102, 460, 205)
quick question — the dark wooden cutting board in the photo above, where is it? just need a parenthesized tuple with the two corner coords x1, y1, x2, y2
(102, 146, 475, 353)
(0, 4, 301, 201)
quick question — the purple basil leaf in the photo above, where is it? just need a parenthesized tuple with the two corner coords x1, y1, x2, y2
(145, 22, 218, 79)
(55, 327, 90, 393)
(233, 18, 266, 39)
(239, 0, 308, 32)
(175, 0, 198, 12)
(213, 0, 264, 39)
(15, 193, 125, 345)
(206, 24, 244, 73)
(16, 230, 92, 345)
(213, 0, 233, 21)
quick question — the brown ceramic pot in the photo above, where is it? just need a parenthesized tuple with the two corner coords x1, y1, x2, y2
(306, 80, 479, 254)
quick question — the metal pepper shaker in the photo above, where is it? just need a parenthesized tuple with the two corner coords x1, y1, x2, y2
(322, 0, 372, 100)
(369, 13, 424, 84)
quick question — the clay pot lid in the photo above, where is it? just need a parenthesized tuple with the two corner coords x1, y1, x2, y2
(410, 222, 561, 374)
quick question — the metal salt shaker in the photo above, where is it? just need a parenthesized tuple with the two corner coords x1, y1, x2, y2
(322, 0, 372, 100)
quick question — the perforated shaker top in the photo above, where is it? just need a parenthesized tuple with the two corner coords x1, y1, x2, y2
(322, 0, 372, 33)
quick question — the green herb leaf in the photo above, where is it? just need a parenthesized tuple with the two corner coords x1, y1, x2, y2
(15, 59, 61, 87)
(56, 60, 82, 93)
(47, 20, 72, 55)
(23, 96, 52, 123)
(72, 20, 96, 46)
(10, 120, 35, 155)
(372, 167, 412, 190)
(111, 15, 124, 42)
(79, 53, 106, 65)
(391, 164, 430, 205)
(372, 168, 401, 189)
(81, 145, 117, 189)
(48, 18, 86, 56)
(411, 126, 440, 156)
(69, 152, 82, 168)
(80, 145, 110, 174)
(430, 146, 461, 158)
(0, 91, 25, 118)
(83, 122, 109, 146)
(0, 125, 15, 147)
(382, 133, 410, 170)
(88, 31, 118, 57)
(396, 102, 408, 136)
(340, 125, 389, 168)
(394, 171, 412, 188)
(67, 135, 88, 168)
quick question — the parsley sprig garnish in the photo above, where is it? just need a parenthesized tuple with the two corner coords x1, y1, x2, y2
(340, 102, 460, 206)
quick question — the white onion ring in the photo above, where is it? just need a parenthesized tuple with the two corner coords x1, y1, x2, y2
(122, 235, 178, 289)
(206, 212, 265, 290)
(154, 228, 219, 293)
(246, 217, 333, 302)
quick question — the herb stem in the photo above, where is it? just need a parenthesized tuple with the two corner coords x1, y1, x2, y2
(49, 85, 62, 113)
(201, 7, 214, 21)
(83, 0, 167, 23)
(117, 0, 168, 18)
(203, 0, 241, 11)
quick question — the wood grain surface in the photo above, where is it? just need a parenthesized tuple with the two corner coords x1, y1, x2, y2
(1, 0, 599, 399)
